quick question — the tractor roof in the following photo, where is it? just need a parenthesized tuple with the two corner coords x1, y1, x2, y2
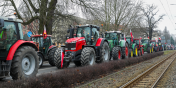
(76, 24, 99, 28)
(141, 38, 149, 40)
(0, 16, 23, 23)
(31, 35, 52, 37)
(105, 31, 121, 34)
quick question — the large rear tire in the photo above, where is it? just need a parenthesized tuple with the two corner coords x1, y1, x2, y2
(10, 46, 38, 80)
(54, 48, 69, 69)
(81, 47, 96, 66)
(48, 48, 57, 66)
(140, 47, 144, 56)
(112, 47, 122, 60)
(96, 42, 110, 63)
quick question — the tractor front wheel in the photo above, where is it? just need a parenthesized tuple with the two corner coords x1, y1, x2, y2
(81, 47, 96, 66)
(54, 48, 69, 69)
(10, 46, 38, 80)
(38, 53, 44, 68)
(48, 48, 57, 66)
(112, 47, 122, 60)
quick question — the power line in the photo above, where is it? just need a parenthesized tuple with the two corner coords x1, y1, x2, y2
(159, 0, 176, 29)
(165, 0, 176, 26)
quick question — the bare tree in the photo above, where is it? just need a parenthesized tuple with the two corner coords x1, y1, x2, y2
(141, 4, 165, 40)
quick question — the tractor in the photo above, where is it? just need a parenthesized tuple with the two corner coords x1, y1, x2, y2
(133, 38, 144, 56)
(123, 36, 138, 57)
(30, 34, 57, 68)
(0, 16, 39, 80)
(141, 38, 153, 53)
(150, 40, 159, 52)
(104, 31, 128, 60)
(54, 24, 110, 68)
(157, 37, 164, 51)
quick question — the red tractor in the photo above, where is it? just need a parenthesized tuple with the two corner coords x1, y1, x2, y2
(54, 25, 110, 68)
(0, 16, 39, 80)
(133, 38, 144, 56)
(30, 34, 57, 68)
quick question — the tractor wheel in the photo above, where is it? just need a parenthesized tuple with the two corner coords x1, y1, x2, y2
(10, 46, 38, 80)
(154, 47, 157, 52)
(38, 53, 44, 68)
(157, 47, 159, 52)
(147, 47, 150, 53)
(123, 43, 129, 59)
(48, 48, 57, 66)
(112, 47, 122, 60)
(138, 50, 141, 56)
(151, 47, 153, 53)
(140, 47, 144, 56)
(129, 49, 133, 57)
(133, 46, 138, 57)
(54, 48, 69, 69)
(81, 47, 96, 66)
(96, 42, 110, 63)
(74, 55, 81, 67)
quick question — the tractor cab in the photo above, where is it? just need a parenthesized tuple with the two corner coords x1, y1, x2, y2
(0, 16, 39, 80)
(0, 17, 23, 60)
(105, 31, 121, 47)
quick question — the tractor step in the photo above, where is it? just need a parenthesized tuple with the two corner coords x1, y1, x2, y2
(0, 60, 11, 77)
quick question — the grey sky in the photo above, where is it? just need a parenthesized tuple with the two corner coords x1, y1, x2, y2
(143, 0, 176, 35)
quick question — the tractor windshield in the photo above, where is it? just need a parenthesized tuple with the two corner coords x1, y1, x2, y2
(126, 38, 131, 44)
(141, 40, 148, 43)
(105, 33, 118, 40)
(76, 27, 91, 44)
(0, 21, 18, 58)
(134, 40, 139, 45)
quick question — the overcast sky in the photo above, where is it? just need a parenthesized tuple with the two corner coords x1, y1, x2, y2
(143, 0, 176, 35)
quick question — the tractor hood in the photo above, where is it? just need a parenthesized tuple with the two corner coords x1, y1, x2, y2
(66, 37, 85, 43)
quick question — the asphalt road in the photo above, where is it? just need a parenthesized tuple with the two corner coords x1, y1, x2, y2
(0, 52, 149, 82)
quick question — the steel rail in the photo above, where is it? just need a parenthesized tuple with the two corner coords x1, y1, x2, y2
(119, 52, 176, 88)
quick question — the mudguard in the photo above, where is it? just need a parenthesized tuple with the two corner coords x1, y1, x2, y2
(6, 40, 38, 60)
(95, 38, 108, 47)
(47, 45, 57, 54)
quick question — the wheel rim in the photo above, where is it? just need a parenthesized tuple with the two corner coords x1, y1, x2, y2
(152, 48, 153, 52)
(135, 48, 137, 56)
(103, 47, 109, 61)
(118, 50, 121, 59)
(142, 49, 144, 54)
(22, 54, 35, 75)
(39, 56, 42, 66)
(125, 47, 128, 56)
(150, 49, 151, 53)
(131, 51, 133, 57)
(89, 52, 95, 65)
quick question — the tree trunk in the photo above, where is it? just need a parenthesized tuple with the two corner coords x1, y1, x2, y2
(149, 28, 152, 40)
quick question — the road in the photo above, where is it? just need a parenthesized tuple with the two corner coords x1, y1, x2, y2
(0, 52, 149, 82)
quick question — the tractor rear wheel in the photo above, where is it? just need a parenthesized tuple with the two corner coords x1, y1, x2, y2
(74, 55, 81, 67)
(10, 46, 38, 80)
(140, 47, 144, 56)
(54, 48, 69, 69)
(38, 53, 44, 68)
(81, 47, 96, 66)
(124, 43, 129, 59)
(129, 49, 133, 57)
(151, 47, 153, 53)
(96, 42, 110, 63)
(147, 47, 150, 53)
(112, 47, 122, 60)
(48, 48, 57, 66)
(134, 46, 138, 57)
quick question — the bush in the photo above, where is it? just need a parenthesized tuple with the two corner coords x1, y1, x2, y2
(0, 52, 164, 88)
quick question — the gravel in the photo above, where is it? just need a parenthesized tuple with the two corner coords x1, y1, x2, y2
(156, 52, 176, 88)
(77, 52, 174, 88)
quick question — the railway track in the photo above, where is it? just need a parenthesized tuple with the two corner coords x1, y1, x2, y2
(119, 52, 176, 88)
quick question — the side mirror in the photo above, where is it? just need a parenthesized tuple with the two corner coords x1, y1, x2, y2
(0, 19, 4, 27)
(53, 42, 56, 45)
(67, 29, 70, 33)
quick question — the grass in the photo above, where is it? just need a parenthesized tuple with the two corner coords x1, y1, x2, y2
(164, 50, 175, 55)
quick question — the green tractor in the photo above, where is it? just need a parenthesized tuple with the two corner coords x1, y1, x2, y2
(124, 36, 138, 57)
(141, 38, 153, 53)
(104, 31, 129, 60)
